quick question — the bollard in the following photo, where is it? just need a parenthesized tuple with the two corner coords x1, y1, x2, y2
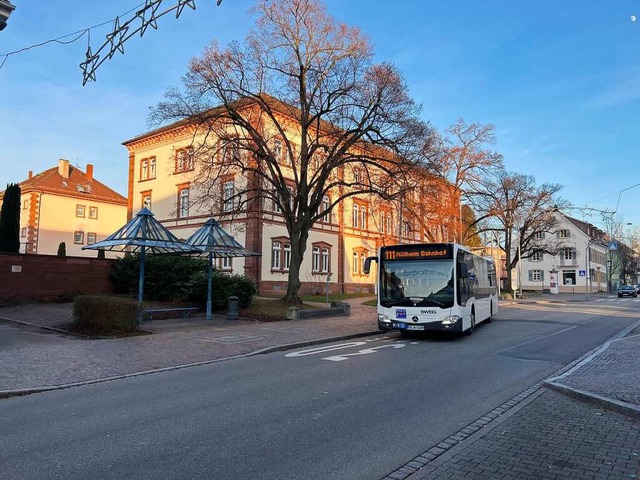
(286, 306, 300, 321)
(227, 295, 239, 320)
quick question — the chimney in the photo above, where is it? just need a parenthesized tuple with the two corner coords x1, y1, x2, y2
(58, 159, 70, 179)
(86, 164, 94, 182)
(28, 170, 33, 179)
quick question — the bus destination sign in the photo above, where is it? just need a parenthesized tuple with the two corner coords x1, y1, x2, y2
(382, 244, 452, 261)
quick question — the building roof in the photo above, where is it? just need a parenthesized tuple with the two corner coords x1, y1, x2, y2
(564, 214, 607, 242)
(14, 162, 126, 206)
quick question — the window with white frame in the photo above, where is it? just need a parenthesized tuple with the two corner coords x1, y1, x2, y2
(22, 200, 28, 210)
(360, 205, 367, 230)
(312, 246, 321, 272)
(353, 251, 360, 274)
(141, 159, 148, 180)
(320, 196, 331, 222)
(220, 257, 232, 271)
(386, 212, 393, 234)
(149, 158, 156, 179)
(352, 204, 359, 228)
(322, 248, 330, 272)
(352, 250, 367, 275)
(178, 187, 190, 218)
(529, 269, 544, 282)
(88, 206, 98, 219)
(74, 231, 84, 244)
(273, 139, 282, 163)
(175, 148, 194, 173)
(534, 231, 545, 240)
(141, 192, 152, 210)
(271, 241, 281, 270)
(87, 232, 97, 244)
(558, 229, 570, 239)
(283, 243, 291, 270)
(21, 227, 26, 238)
(223, 180, 235, 212)
(531, 251, 543, 261)
(563, 248, 576, 260)
(76, 205, 85, 217)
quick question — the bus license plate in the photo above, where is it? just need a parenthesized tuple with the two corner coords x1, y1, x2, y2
(407, 325, 425, 331)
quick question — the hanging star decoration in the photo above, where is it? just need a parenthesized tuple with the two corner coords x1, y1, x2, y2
(79, 0, 225, 85)
(176, 0, 197, 19)
(106, 16, 128, 59)
(80, 45, 100, 85)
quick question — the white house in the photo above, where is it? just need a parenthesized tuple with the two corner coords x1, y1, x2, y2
(515, 212, 607, 294)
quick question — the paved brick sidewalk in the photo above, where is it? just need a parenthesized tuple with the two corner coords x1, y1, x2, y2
(406, 389, 640, 480)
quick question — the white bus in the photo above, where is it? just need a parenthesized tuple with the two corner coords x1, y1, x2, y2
(364, 243, 498, 335)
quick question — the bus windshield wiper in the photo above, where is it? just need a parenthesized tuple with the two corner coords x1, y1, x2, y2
(409, 296, 445, 308)
(381, 299, 414, 307)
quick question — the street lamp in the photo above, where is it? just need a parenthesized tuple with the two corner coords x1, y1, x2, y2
(0, 0, 16, 31)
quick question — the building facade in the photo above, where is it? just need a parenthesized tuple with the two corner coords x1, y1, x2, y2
(515, 213, 608, 294)
(6, 160, 127, 257)
(123, 101, 454, 295)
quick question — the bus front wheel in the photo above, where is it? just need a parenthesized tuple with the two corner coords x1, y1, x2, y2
(465, 311, 475, 336)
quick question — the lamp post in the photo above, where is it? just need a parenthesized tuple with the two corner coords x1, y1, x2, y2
(0, 0, 16, 31)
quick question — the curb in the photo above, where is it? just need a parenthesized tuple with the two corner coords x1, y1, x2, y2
(0, 316, 95, 339)
(0, 330, 382, 399)
(543, 317, 640, 418)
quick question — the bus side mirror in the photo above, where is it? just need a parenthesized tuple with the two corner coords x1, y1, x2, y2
(363, 256, 377, 275)
(458, 262, 469, 279)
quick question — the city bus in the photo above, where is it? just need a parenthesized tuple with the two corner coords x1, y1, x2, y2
(363, 243, 498, 335)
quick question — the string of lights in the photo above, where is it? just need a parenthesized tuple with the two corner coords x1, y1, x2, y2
(0, 0, 223, 84)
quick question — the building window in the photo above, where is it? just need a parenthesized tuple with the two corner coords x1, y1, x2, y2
(352, 204, 359, 228)
(386, 212, 393, 235)
(322, 248, 330, 273)
(320, 196, 331, 223)
(87, 232, 97, 244)
(312, 246, 321, 272)
(178, 187, 190, 218)
(175, 148, 194, 173)
(558, 229, 570, 239)
(283, 243, 291, 270)
(271, 241, 282, 270)
(361, 205, 367, 230)
(531, 251, 543, 262)
(74, 231, 84, 244)
(353, 251, 360, 274)
(21, 227, 26, 238)
(563, 248, 575, 260)
(220, 257, 232, 271)
(88, 206, 98, 219)
(76, 205, 85, 217)
(223, 180, 235, 212)
(273, 139, 283, 163)
(141, 191, 152, 210)
(529, 269, 544, 282)
(534, 232, 545, 240)
(22, 200, 28, 210)
(140, 157, 156, 180)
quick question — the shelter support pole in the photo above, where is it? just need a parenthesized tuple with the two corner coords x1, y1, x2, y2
(207, 251, 213, 321)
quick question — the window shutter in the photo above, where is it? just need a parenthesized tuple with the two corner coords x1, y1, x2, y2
(528, 270, 533, 281)
(541, 271, 545, 281)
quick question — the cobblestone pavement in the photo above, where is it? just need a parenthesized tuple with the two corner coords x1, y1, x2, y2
(2, 294, 640, 480)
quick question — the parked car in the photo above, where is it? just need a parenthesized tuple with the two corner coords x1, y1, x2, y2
(617, 285, 637, 298)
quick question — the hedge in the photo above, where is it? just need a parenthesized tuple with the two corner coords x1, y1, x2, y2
(73, 295, 139, 333)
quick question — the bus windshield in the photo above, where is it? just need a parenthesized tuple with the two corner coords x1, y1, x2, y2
(380, 259, 454, 309)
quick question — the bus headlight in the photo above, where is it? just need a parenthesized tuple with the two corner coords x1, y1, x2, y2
(441, 315, 461, 325)
(378, 314, 391, 323)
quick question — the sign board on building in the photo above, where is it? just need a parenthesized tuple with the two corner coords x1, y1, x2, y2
(579, 270, 586, 277)
(11, 265, 22, 273)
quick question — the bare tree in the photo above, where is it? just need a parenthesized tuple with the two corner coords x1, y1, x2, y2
(470, 170, 567, 292)
(424, 119, 503, 243)
(149, 0, 429, 303)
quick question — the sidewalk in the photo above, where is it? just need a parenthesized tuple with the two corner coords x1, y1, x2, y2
(1, 294, 639, 479)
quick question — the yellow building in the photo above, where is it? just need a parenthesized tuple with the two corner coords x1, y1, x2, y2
(10, 159, 127, 257)
(123, 99, 452, 294)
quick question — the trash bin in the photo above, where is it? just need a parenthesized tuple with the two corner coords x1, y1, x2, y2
(227, 296, 239, 320)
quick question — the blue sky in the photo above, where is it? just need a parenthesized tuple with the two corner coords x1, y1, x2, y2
(1, 0, 639, 232)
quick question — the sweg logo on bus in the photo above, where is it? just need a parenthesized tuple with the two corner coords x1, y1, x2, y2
(421, 310, 437, 314)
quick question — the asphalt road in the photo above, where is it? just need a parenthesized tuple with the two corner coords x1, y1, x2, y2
(0, 300, 636, 480)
